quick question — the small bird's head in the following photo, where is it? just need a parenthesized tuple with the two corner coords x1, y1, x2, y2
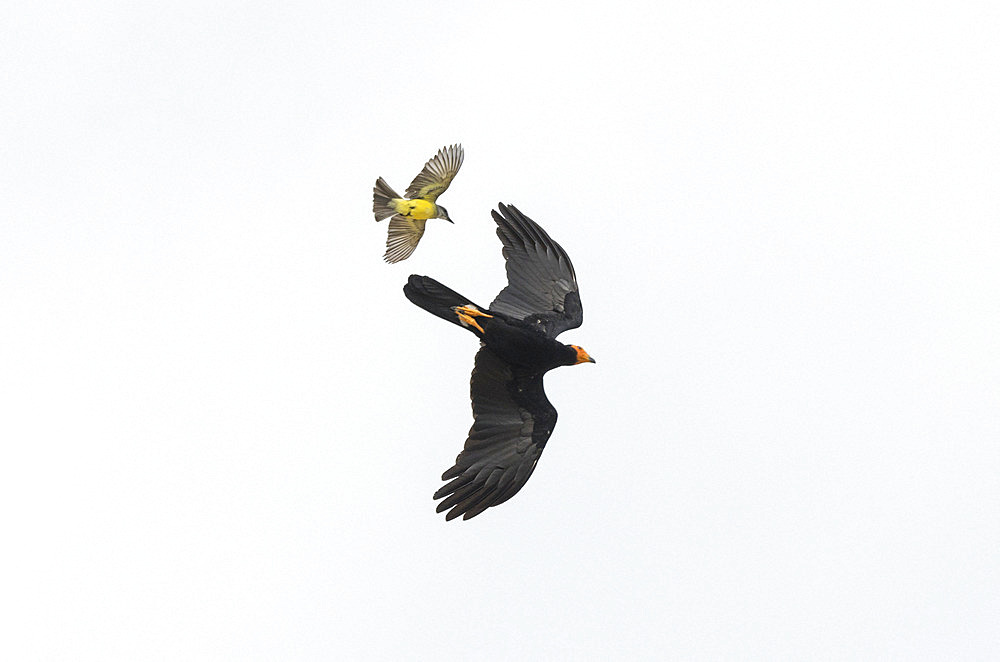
(437, 206, 454, 223)
(569, 345, 596, 365)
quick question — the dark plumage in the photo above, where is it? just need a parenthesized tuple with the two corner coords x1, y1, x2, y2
(403, 203, 594, 521)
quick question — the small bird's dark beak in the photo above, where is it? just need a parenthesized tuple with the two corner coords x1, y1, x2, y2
(588, 356, 596, 363)
(446, 218, 455, 224)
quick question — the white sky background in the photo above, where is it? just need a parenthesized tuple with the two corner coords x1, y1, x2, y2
(2, 1, 998, 659)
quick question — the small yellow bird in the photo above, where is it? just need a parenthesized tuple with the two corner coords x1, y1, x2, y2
(373, 144, 464, 263)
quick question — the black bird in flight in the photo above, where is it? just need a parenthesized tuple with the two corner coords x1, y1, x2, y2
(404, 203, 595, 520)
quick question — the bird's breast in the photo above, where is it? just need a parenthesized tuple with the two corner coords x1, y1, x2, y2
(484, 321, 565, 371)
(393, 198, 437, 220)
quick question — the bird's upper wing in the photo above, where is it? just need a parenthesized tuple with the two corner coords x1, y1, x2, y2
(383, 217, 426, 263)
(405, 144, 464, 202)
(488, 203, 583, 338)
(434, 347, 557, 520)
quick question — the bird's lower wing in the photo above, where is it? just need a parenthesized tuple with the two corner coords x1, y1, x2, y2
(383, 216, 426, 263)
(434, 347, 557, 520)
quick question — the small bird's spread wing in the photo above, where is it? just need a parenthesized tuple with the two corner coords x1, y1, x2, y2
(384, 217, 426, 263)
(405, 144, 464, 202)
(434, 347, 557, 520)
(489, 203, 583, 338)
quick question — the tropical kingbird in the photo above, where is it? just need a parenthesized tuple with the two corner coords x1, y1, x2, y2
(372, 144, 464, 263)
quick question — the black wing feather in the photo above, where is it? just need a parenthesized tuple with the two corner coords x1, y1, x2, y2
(489, 203, 582, 338)
(433, 347, 557, 520)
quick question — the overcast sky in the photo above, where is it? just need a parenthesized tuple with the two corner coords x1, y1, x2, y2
(3, 2, 998, 660)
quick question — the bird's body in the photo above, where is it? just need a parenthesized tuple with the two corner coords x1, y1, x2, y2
(403, 204, 594, 520)
(373, 144, 464, 263)
(387, 197, 438, 221)
(481, 315, 580, 371)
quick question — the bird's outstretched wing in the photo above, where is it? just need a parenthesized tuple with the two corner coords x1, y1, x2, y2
(383, 217, 426, 263)
(434, 347, 557, 520)
(489, 203, 583, 338)
(405, 144, 464, 202)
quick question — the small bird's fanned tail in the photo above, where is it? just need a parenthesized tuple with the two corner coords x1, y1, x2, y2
(373, 177, 401, 222)
(404, 275, 485, 330)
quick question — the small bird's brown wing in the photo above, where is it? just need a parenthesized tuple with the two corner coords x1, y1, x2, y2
(405, 144, 464, 202)
(489, 203, 583, 338)
(383, 217, 426, 263)
(434, 347, 557, 520)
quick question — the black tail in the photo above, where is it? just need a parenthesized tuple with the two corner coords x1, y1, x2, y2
(404, 275, 486, 331)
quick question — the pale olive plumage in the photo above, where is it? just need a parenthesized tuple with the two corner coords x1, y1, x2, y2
(373, 144, 464, 263)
